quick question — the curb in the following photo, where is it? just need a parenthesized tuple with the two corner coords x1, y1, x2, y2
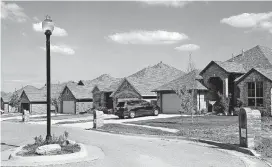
(4, 142, 90, 166)
(90, 128, 272, 166)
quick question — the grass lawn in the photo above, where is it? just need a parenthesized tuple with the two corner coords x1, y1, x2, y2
(55, 119, 93, 125)
(126, 115, 272, 158)
(97, 123, 175, 136)
(128, 115, 240, 144)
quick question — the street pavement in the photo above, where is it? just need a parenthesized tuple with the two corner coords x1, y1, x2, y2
(1, 121, 270, 167)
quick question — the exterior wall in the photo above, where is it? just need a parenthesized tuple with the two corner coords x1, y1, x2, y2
(237, 71, 272, 116)
(202, 63, 229, 98)
(60, 87, 76, 113)
(31, 104, 47, 114)
(76, 102, 93, 113)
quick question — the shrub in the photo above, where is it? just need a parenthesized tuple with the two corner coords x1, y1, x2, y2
(216, 92, 231, 115)
(97, 106, 109, 114)
(200, 108, 208, 115)
(236, 98, 243, 107)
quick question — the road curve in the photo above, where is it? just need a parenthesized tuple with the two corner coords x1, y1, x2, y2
(1, 122, 269, 167)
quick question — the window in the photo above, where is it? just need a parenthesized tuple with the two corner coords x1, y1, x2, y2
(247, 82, 264, 107)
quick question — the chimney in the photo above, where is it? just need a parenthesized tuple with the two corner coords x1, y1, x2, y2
(242, 49, 245, 56)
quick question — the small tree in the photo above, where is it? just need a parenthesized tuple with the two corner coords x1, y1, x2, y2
(9, 92, 20, 112)
(174, 86, 196, 123)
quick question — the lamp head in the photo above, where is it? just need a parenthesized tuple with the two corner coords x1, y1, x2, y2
(42, 15, 54, 34)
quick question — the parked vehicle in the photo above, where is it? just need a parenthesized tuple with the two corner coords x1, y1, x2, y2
(115, 99, 159, 119)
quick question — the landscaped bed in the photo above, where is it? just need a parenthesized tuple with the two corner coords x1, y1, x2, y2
(55, 119, 93, 125)
(15, 131, 81, 157)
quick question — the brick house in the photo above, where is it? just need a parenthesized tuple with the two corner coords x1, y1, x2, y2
(153, 70, 208, 114)
(235, 68, 272, 116)
(199, 45, 272, 116)
(60, 85, 93, 114)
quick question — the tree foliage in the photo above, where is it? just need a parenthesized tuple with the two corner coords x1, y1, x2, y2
(9, 92, 20, 111)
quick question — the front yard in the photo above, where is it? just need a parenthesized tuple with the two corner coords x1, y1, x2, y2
(97, 115, 272, 159)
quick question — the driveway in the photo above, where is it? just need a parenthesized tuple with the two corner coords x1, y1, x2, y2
(1, 121, 269, 167)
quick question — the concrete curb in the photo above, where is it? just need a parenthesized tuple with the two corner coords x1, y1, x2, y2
(90, 128, 272, 166)
(2, 141, 102, 166)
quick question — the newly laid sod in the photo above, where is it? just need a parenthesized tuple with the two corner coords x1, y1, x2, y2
(127, 115, 272, 157)
(97, 123, 175, 136)
(55, 119, 93, 125)
(128, 115, 240, 144)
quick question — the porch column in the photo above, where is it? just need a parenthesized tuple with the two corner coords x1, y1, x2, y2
(225, 77, 229, 97)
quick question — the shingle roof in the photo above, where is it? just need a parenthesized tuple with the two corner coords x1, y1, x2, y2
(67, 85, 93, 99)
(214, 61, 246, 73)
(1, 94, 12, 103)
(226, 45, 272, 71)
(153, 70, 208, 92)
(235, 67, 272, 84)
(24, 90, 47, 102)
(124, 62, 185, 96)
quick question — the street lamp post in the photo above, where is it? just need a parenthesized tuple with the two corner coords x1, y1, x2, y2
(42, 15, 54, 142)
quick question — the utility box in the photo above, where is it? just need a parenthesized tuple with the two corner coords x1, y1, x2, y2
(239, 108, 261, 149)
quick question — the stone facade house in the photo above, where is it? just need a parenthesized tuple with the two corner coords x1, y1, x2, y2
(60, 85, 93, 114)
(200, 45, 272, 116)
(153, 70, 208, 114)
(235, 68, 272, 116)
(1, 95, 11, 112)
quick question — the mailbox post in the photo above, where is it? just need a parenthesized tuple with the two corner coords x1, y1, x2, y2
(239, 108, 261, 149)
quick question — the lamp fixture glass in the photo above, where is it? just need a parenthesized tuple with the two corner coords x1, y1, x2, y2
(42, 15, 54, 33)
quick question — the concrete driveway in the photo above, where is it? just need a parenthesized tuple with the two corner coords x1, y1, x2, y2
(1, 121, 269, 167)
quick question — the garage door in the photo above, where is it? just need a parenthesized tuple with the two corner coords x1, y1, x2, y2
(162, 93, 181, 114)
(63, 101, 75, 114)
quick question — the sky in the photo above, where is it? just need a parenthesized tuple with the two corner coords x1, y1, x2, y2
(1, 1, 272, 92)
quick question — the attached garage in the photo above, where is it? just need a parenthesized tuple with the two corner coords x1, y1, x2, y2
(162, 93, 181, 114)
(61, 85, 93, 114)
(153, 70, 208, 114)
(63, 101, 75, 114)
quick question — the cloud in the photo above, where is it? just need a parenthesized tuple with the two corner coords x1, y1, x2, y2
(4, 79, 27, 83)
(40, 44, 75, 55)
(140, 0, 191, 8)
(175, 44, 200, 51)
(108, 30, 188, 44)
(221, 12, 272, 34)
(33, 22, 68, 36)
(1, 2, 28, 22)
(22, 32, 27, 36)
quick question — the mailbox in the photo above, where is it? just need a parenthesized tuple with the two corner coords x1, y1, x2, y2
(238, 108, 261, 149)
(93, 110, 104, 129)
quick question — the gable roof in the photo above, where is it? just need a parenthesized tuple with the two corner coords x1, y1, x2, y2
(1, 94, 12, 103)
(21, 90, 46, 102)
(153, 70, 208, 92)
(66, 85, 93, 99)
(200, 61, 246, 75)
(123, 62, 185, 96)
(226, 45, 272, 71)
(110, 78, 142, 98)
(235, 68, 272, 84)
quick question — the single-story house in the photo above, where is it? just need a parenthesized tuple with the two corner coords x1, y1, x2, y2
(92, 79, 121, 109)
(19, 90, 51, 114)
(199, 45, 272, 116)
(152, 70, 208, 114)
(235, 68, 272, 116)
(1, 95, 11, 112)
(60, 85, 93, 114)
(107, 62, 184, 110)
